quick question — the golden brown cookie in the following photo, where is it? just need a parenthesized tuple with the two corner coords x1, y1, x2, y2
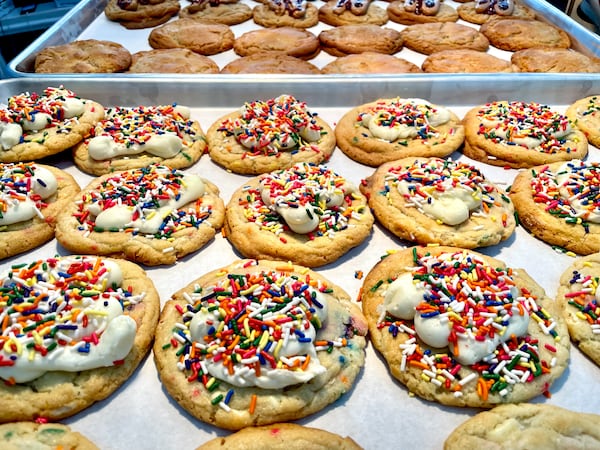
(0, 422, 99, 450)
(360, 157, 515, 248)
(128, 48, 220, 73)
(318, 24, 403, 56)
(422, 49, 512, 72)
(510, 159, 600, 255)
(400, 22, 489, 54)
(0, 255, 160, 422)
(512, 48, 600, 73)
(104, 0, 180, 29)
(220, 53, 321, 74)
(457, 1, 536, 24)
(322, 52, 421, 73)
(566, 95, 600, 148)
(252, 2, 319, 28)
(72, 104, 206, 176)
(387, 0, 459, 25)
(480, 18, 571, 52)
(335, 98, 464, 167)
(318, 1, 389, 26)
(55, 165, 225, 266)
(34, 39, 131, 73)
(462, 101, 588, 168)
(234, 27, 320, 60)
(207, 95, 334, 174)
(153, 259, 368, 430)
(179, 2, 252, 25)
(361, 246, 570, 407)
(148, 18, 234, 56)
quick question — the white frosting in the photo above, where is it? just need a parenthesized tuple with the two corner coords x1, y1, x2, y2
(88, 133, 183, 160)
(480, 117, 573, 148)
(21, 97, 85, 132)
(0, 122, 22, 150)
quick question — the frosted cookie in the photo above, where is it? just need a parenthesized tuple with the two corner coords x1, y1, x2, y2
(318, 24, 403, 56)
(225, 162, 374, 267)
(0, 162, 80, 259)
(207, 95, 334, 174)
(221, 53, 321, 74)
(400, 22, 489, 55)
(387, 0, 459, 25)
(34, 39, 131, 73)
(566, 95, 600, 148)
(153, 259, 368, 430)
(234, 27, 320, 60)
(0, 255, 160, 422)
(361, 246, 570, 407)
(55, 164, 225, 266)
(335, 98, 464, 167)
(510, 159, 600, 255)
(319, 0, 389, 26)
(480, 18, 570, 52)
(462, 101, 588, 168)
(322, 52, 421, 74)
(0, 422, 99, 449)
(253, 1, 319, 28)
(72, 104, 206, 176)
(196, 423, 362, 450)
(360, 157, 515, 248)
(445, 403, 600, 450)
(0, 86, 104, 163)
(104, 0, 180, 29)
(512, 48, 600, 73)
(422, 49, 512, 73)
(179, 1, 253, 25)
(149, 18, 234, 56)
(457, 0, 536, 25)
(128, 48, 220, 73)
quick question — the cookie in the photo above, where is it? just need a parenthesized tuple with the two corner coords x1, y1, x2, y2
(318, 1, 389, 26)
(400, 22, 489, 54)
(55, 164, 225, 266)
(149, 18, 234, 56)
(444, 403, 600, 450)
(220, 53, 321, 74)
(0, 86, 105, 163)
(252, 2, 319, 28)
(72, 104, 206, 176)
(321, 52, 421, 74)
(335, 98, 464, 167)
(387, 0, 459, 25)
(0, 163, 80, 260)
(360, 157, 515, 248)
(457, 1, 536, 24)
(512, 48, 600, 73)
(480, 18, 571, 52)
(179, 2, 252, 25)
(196, 423, 362, 450)
(566, 95, 600, 147)
(34, 39, 131, 73)
(0, 255, 160, 422)
(225, 162, 374, 267)
(207, 95, 334, 174)
(360, 246, 570, 407)
(234, 27, 320, 60)
(462, 100, 588, 168)
(128, 48, 220, 73)
(318, 24, 403, 56)
(0, 422, 99, 450)
(104, 0, 180, 29)
(422, 49, 512, 73)
(509, 159, 600, 255)
(153, 259, 368, 430)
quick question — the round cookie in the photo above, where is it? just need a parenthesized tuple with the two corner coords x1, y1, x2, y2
(220, 53, 321, 74)
(399, 22, 489, 55)
(512, 48, 600, 73)
(0, 86, 104, 163)
(566, 95, 600, 148)
(0, 163, 80, 260)
(335, 98, 464, 167)
(318, 24, 403, 56)
(359, 157, 515, 248)
(462, 100, 588, 168)
(149, 18, 234, 56)
(234, 27, 320, 60)
(509, 159, 600, 255)
(0, 422, 99, 449)
(480, 18, 571, 52)
(55, 165, 225, 266)
(207, 95, 334, 174)
(422, 49, 512, 73)
(387, 0, 459, 25)
(252, 3, 319, 28)
(318, 1, 389, 26)
(444, 403, 600, 450)
(457, 1, 536, 24)
(72, 104, 206, 175)
(34, 39, 131, 73)
(128, 48, 220, 73)
(0, 255, 160, 422)
(360, 246, 570, 407)
(322, 52, 421, 74)
(179, 2, 253, 25)
(225, 162, 374, 267)
(104, 0, 180, 29)
(153, 259, 368, 430)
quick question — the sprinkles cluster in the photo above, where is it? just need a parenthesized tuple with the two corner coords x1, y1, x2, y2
(0, 163, 49, 225)
(565, 267, 600, 335)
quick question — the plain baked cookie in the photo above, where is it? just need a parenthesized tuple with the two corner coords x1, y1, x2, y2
(360, 246, 570, 407)
(512, 48, 600, 73)
(0, 422, 99, 450)
(321, 52, 421, 74)
(319, 1, 389, 26)
(252, 2, 319, 28)
(444, 403, 600, 450)
(457, 1, 536, 24)
(318, 24, 403, 56)
(335, 97, 464, 167)
(0, 163, 80, 260)
(400, 22, 489, 54)
(104, 0, 180, 29)
(234, 27, 320, 60)
(480, 18, 571, 51)
(72, 103, 206, 175)
(566, 95, 600, 148)
(221, 53, 321, 73)
(360, 157, 515, 248)
(179, 2, 253, 25)
(149, 18, 234, 56)
(207, 95, 334, 174)
(153, 259, 368, 430)
(196, 423, 362, 450)
(0, 255, 160, 422)
(422, 49, 512, 72)
(128, 48, 220, 73)
(387, 0, 459, 25)
(0, 86, 104, 162)
(225, 162, 374, 267)
(55, 164, 225, 266)
(510, 159, 600, 255)
(462, 100, 588, 168)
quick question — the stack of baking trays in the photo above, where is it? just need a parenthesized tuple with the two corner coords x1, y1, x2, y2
(1, 0, 600, 448)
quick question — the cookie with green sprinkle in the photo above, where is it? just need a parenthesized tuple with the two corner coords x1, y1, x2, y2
(0, 422, 99, 449)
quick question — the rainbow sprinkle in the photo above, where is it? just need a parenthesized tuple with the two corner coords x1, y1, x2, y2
(0, 163, 49, 223)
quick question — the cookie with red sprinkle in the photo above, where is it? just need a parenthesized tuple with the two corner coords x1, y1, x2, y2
(0, 422, 99, 449)
(566, 95, 600, 148)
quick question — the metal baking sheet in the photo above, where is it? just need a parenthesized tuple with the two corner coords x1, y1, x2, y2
(6, 0, 600, 76)
(0, 77, 599, 449)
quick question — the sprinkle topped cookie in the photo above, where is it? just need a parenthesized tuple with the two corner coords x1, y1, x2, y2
(566, 95, 600, 148)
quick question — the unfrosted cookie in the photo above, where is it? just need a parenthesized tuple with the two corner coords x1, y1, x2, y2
(234, 27, 320, 60)
(512, 48, 600, 73)
(196, 423, 362, 450)
(457, 1, 536, 24)
(104, 0, 180, 29)
(253, 2, 319, 28)
(179, 2, 252, 25)
(566, 95, 600, 148)
(462, 101, 588, 168)
(128, 48, 220, 73)
(0, 86, 105, 162)
(360, 157, 515, 248)
(387, 0, 459, 25)
(319, 24, 402, 56)
(510, 159, 600, 255)
(321, 52, 421, 73)
(55, 164, 225, 266)
(0, 422, 99, 450)
(221, 53, 321, 74)
(335, 98, 464, 167)
(225, 162, 374, 267)
(72, 104, 206, 175)
(149, 18, 234, 56)
(34, 39, 131, 73)
(480, 18, 570, 52)
(319, 1, 389, 26)
(400, 22, 489, 54)
(0, 255, 160, 422)
(0, 163, 80, 259)
(207, 95, 334, 174)
(422, 49, 512, 73)
(153, 259, 368, 430)
(444, 403, 600, 450)
(361, 246, 570, 407)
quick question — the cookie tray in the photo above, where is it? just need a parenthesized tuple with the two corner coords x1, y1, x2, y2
(1, 76, 600, 450)
(6, 0, 600, 76)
